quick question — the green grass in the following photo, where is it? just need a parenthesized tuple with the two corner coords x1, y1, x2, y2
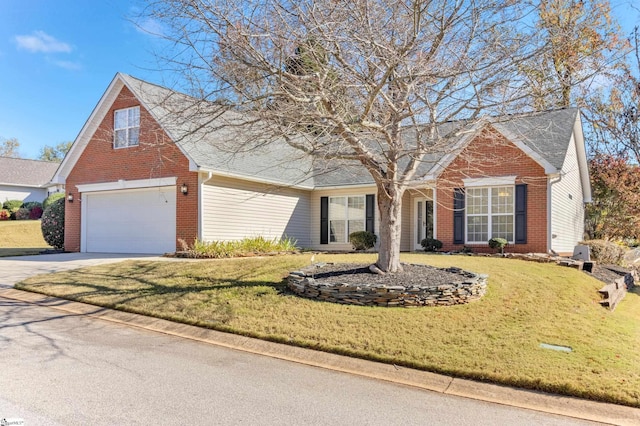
(15, 253, 640, 407)
(0, 220, 51, 256)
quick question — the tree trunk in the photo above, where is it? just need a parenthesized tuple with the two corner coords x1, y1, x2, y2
(376, 184, 404, 272)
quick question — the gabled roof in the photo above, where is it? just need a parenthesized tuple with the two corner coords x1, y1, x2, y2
(0, 156, 59, 188)
(55, 73, 588, 193)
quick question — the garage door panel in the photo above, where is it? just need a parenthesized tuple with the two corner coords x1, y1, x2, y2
(84, 187, 176, 254)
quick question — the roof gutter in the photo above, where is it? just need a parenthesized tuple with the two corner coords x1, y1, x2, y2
(196, 167, 314, 190)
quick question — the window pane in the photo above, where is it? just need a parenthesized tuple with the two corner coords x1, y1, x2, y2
(329, 197, 346, 220)
(129, 128, 140, 146)
(348, 219, 364, 235)
(491, 187, 513, 214)
(114, 130, 127, 148)
(128, 107, 140, 126)
(329, 220, 345, 243)
(467, 188, 488, 214)
(467, 216, 488, 242)
(492, 215, 514, 241)
(114, 110, 127, 129)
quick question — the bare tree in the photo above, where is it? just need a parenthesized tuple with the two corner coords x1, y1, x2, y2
(0, 137, 20, 158)
(143, 0, 549, 272)
(586, 27, 640, 162)
(524, 0, 627, 110)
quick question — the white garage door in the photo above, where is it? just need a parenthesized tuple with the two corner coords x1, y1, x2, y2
(83, 186, 176, 254)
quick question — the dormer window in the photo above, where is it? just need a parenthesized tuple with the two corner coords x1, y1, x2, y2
(114, 106, 140, 148)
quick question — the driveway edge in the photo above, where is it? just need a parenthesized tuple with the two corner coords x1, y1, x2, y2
(2, 288, 638, 425)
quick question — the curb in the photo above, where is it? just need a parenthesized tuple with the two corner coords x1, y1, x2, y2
(1, 288, 639, 425)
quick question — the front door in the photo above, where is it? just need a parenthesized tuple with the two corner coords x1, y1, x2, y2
(414, 198, 434, 250)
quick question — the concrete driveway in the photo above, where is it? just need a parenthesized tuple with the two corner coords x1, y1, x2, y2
(0, 253, 166, 288)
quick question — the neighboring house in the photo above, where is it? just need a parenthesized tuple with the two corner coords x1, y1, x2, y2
(0, 157, 61, 204)
(52, 73, 591, 255)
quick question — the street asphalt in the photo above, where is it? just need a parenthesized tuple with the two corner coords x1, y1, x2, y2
(0, 253, 638, 424)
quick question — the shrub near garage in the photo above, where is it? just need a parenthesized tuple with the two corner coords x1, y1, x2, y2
(43, 193, 65, 210)
(2, 199, 23, 211)
(0, 209, 10, 220)
(41, 198, 65, 249)
(15, 207, 31, 220)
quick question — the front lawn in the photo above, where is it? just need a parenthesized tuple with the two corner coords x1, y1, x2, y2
(15, 253, 640, 407)
(0, 220, 51, 256)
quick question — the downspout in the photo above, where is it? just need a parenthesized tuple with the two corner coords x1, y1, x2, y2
(547, 173, 561, 254)
(198, 171, 214, 242)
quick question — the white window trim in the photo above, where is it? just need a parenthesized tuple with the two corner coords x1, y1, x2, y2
(463, 175, 516, 188)
(328, 195, 366, 244)
(465, 186, 515, 244)
(114, 106, 140, 149)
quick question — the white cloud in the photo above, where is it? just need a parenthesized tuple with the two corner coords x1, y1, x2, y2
(135, 17, 164, 37)
(52, 60, 82, 71)
(14, 31, 72, 53)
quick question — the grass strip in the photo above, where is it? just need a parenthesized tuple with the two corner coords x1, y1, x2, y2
(15, 253, 640, 407)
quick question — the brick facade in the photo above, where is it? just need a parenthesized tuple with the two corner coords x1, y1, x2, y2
(436, 127, 548, 253)
(64, 86, 198, 252)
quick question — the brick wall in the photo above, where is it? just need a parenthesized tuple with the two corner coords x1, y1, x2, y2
(64, 85, 198, 252)
(436, 127, 548, 253)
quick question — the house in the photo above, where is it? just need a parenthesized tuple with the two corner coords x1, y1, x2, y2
(0, 157, 61, 204)
(51, 73, 591, 255)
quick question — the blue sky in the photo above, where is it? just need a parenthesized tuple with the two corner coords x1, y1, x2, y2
(1, 1, 639, 160)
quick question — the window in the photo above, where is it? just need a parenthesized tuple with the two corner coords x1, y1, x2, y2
(329, 196, 365, 243)
(114, 106, 140, 148)
(466, 186, 514, 243)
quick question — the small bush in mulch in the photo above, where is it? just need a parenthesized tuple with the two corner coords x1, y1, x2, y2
(349, 231, 377, 251)
(421, 238, 443, 252)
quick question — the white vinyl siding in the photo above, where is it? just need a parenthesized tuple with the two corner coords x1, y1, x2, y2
(201, 176, 311, 246)
(550, 136, 585, 254)
(114, 106, 140, 148)
(0, 185, 48, 203)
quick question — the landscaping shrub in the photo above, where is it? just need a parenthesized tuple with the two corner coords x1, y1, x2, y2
(349, 231, 377, 251)
(2, 199, 23, 211)
(488, 237, 508, 254)
(579, 239, 626, 265)
(15, 207, 31, 220)
(22, 201, 43, 211)
(0, 209, 10, 220)
(180, 236, 298, 258)
(43, 193, 65, 210)
(421, 238, 443, 252)
(29, 206, 44, 219)
(41, 198, 65, 249)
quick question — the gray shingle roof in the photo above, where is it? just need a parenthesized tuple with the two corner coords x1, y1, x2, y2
(121, 73, 579, 189)
(0, 157, 59, 187)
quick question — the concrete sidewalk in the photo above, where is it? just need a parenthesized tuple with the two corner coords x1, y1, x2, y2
(0, 253, 168, 288)
(0, 287, 638, 426)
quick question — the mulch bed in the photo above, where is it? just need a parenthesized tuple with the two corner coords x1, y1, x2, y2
(309, 263, 469, 287)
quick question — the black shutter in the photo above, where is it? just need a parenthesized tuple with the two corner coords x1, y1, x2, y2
(365, 194, 375, 234)
(453, 188, 465, 244)
(320, 196, 329, 244)
(515, 184, 527, 244)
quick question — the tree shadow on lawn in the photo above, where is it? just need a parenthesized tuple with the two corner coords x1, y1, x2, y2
(19, 268, 289, 307)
